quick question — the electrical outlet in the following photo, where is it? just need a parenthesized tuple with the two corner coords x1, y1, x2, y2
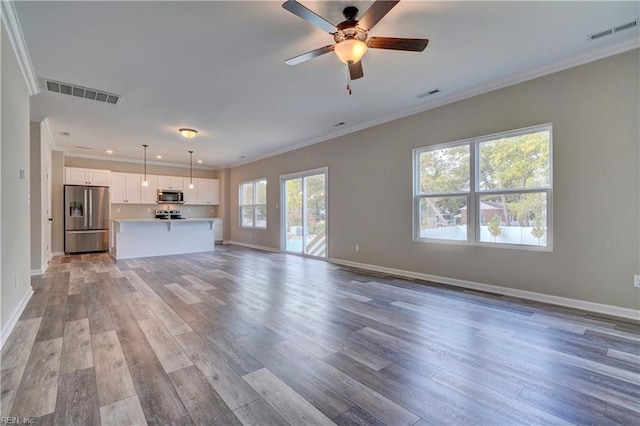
(634, 275, 640, 288)
(355, 244, 360, 252)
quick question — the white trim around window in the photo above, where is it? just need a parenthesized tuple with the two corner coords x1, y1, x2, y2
(413, 123, 553, 251)
(239, 178, 267, 229)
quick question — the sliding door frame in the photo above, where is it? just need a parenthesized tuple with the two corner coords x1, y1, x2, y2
(280, 167, 329, 258)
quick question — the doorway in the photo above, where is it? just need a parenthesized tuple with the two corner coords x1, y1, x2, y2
(281, 168, 327, 257)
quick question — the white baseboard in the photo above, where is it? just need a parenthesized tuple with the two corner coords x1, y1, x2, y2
(328, 258, 640, 321)
(1, 288, 34, 349)
(30, 268, 45, 276)
(224, 241, 281, 253)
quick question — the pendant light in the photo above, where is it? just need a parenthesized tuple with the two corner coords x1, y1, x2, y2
(188, 150, 194, 189)
(142, 144, 149, 187)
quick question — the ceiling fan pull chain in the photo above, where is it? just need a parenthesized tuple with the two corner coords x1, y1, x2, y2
(346, 66, 352, 95)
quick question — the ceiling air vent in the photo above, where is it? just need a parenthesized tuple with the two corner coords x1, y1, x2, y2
(43, 78, 121, 105)
(589, 19, 638, 41)
(417, 89, 440, 99)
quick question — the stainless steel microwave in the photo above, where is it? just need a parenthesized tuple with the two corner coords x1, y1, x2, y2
(157, 189, 184, 204)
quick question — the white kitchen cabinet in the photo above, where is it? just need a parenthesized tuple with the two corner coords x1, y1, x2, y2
(196, 178, 220, 205)
(157, 176, 184, 190)
(65, 167, 111, 186)
(214, 218, 224, 242)
(111, 172, 141, 203)
(141, 175, 158, 204)
(183, 177, 198, 205)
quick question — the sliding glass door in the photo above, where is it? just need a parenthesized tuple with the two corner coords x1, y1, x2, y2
(281, 168, 327, 257)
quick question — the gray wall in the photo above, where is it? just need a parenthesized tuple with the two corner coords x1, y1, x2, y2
(1, 25, 32, 335)
(29, 122, 42, 270)
(228, 50, 640, 310)
(51, 151, 64, 254)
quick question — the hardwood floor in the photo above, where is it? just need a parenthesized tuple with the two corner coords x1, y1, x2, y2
(2, 246, 639, 425)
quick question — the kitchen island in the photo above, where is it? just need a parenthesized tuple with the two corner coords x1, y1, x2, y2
(111, 218, 215, 259)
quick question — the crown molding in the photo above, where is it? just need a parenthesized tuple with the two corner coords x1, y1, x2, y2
(227, 36, 639, 169)
(1, 0, 39, 95)
(40, 118, 59, 151)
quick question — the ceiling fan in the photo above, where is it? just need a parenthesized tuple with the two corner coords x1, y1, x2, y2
(282, 0, 429, 94)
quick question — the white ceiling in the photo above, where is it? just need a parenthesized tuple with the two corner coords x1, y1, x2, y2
(14, 1, 640, 169)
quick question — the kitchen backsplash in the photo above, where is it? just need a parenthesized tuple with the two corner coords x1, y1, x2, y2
(111, 204, 219, 219)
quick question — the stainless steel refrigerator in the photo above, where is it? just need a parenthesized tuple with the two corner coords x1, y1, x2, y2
(64, 185, 110, 254)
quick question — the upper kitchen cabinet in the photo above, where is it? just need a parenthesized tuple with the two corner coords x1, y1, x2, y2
(65, 167, 111, 186)
(111, 172, 141, 203)
(183, 178, 198, 205)
(157, 176, 184, 190)
(141, 175, 158, 204)
(196, 178, 220, 205)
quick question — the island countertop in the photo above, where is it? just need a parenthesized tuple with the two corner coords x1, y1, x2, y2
(111, 218, 216, 259)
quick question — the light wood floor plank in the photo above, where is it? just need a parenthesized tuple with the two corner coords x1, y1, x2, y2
(10, 337, 63, 418)
(91, 330, 137, 407)
(243, 368, 335, 426)
(169, 365, 241, 425)
(1, 364, 26, 416)
(99, 395, 148, 426)
(60, 318, 93, 374)
(138, 318, 193, 374)
(1, 317, 42, 370)
(175, 332, 260, 410)
(165, 283, 202, 305)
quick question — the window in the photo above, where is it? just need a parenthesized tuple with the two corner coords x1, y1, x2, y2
(414, 124, 552, 249)
(240, 179, 267, 228)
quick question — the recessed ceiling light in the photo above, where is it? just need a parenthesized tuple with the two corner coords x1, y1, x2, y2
(196, 160, 203, 164)
(106, 150, 114, 154)
(333, 122, 346, 127)
(156, 155, 163, 159)
(240, 156, 246, 159)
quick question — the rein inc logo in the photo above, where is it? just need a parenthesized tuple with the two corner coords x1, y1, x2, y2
(1, 418, 34, 424)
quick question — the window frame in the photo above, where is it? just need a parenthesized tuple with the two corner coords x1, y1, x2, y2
(413, 123, 553, 251)
(239, 178, 267, 229)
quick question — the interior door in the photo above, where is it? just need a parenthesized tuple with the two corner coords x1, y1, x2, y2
(281, 168, 327, 257)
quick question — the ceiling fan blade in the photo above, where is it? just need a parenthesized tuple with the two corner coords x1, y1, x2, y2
(348, 61, 364, 80)
(282, 0, 337, 34)
(357, 0, 400, 31)
(367, 37, 429, 52)
(285, 45, 335, 66)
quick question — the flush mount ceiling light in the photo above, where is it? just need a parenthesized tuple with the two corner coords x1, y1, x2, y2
(179, 128, 198, 139)
(197, 160, 203, 164)
(156, 155, 163, 159)
(188, 150, 194, 189)
(142, 144, 149, 187)
(106, 149, 114, 154)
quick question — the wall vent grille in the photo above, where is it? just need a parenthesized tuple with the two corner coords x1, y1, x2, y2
(417, 89, 441, 99)
(43, 78, 121, 104)
(589, 19, 638, 41)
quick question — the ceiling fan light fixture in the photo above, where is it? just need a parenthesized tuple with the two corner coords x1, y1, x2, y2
(334, 39, 368, 64)
(179, 128, 198, 139)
